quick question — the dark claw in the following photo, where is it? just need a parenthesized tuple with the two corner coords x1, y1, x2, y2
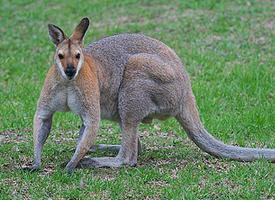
(65, 168, 74, 175)
(129, 162, 137, 167)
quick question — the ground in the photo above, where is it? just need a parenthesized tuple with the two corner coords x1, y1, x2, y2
(0, 0, 274, 199)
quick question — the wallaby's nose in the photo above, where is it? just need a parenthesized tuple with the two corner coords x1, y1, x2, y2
(65, 64, 76, 79)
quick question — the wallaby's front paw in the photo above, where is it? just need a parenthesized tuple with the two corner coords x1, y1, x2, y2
(65, 163, 77, 174)
(61, 161, 69, 168)
(22, 164, 40, 172)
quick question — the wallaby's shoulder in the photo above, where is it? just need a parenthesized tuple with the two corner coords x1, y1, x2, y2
(42, 65, 60, 89)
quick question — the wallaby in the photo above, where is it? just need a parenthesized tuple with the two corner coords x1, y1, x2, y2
(25, 18, 275, 173)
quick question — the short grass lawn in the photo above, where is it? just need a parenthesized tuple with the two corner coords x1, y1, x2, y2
(0, 0, 274, 199)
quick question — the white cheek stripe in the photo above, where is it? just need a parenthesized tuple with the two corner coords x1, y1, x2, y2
(55, 58, 67, 80)
(73, 55, 84, 80)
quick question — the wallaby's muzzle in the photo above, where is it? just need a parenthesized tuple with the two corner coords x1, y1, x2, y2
(65, 64, 76, 79)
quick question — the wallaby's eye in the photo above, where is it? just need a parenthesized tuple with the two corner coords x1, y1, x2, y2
(76, 53, 80, 59)
(58, 54, 64, 59)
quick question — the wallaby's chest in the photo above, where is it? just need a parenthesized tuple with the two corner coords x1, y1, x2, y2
(49, 85, 83, 115)
(67, 87, 83, 115)
(49, 83, 119, 120)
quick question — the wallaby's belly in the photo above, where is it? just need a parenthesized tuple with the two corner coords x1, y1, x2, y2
(100, 105, 119, 121)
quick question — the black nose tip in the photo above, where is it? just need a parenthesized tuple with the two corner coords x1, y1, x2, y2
(65, 65, 76, 79)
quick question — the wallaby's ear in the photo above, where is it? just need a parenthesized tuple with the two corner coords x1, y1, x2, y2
(70, 17, 89, 44)
(48, 24, 66, 46)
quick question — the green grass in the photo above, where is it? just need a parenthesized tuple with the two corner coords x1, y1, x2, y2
(0, 0, 274, 199)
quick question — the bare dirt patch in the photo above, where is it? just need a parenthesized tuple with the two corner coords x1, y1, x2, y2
(201, 155, 243, 173)
(146, 180, 169, 188)
(0, 128, 31, 144)
(265, 19, 275, 34)
(92, 168, 119, 181)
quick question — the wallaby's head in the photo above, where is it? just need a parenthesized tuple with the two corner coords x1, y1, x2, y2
(48, 18, 89, 80)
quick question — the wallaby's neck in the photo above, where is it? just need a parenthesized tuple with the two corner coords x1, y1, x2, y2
(82, 52, 105, 91)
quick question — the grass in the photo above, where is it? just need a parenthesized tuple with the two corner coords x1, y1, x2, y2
(0, 0, 274, 199)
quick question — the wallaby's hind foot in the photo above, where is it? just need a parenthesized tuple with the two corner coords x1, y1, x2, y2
(89, 139, 142, 155)
(89, 144, 121, 153)
(77, 157, 124, 168)
(77, 154, 138, 168)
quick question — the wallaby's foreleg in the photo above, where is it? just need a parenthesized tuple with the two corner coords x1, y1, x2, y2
(65, 120, 99, 173)
(77, 124, 85, 144)
(77, 123, 121, 153)
(24, 112, 53, 171)
(77, 124, 121, 153)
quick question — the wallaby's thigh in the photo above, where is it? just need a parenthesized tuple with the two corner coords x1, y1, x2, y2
(118, 53, 181, 121)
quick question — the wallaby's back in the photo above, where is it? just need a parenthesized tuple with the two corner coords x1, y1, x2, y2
(85, 33, 182, 66)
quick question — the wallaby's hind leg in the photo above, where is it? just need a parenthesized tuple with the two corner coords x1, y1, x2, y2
(77, 88, 152, 168)
(77, 123, 139, 168)
(77, 123, 141, 168)
(77, 123, 142, 154)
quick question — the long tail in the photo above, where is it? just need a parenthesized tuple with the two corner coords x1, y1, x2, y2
(184, 127, 275, 162)
(176, 93, 275, 162)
